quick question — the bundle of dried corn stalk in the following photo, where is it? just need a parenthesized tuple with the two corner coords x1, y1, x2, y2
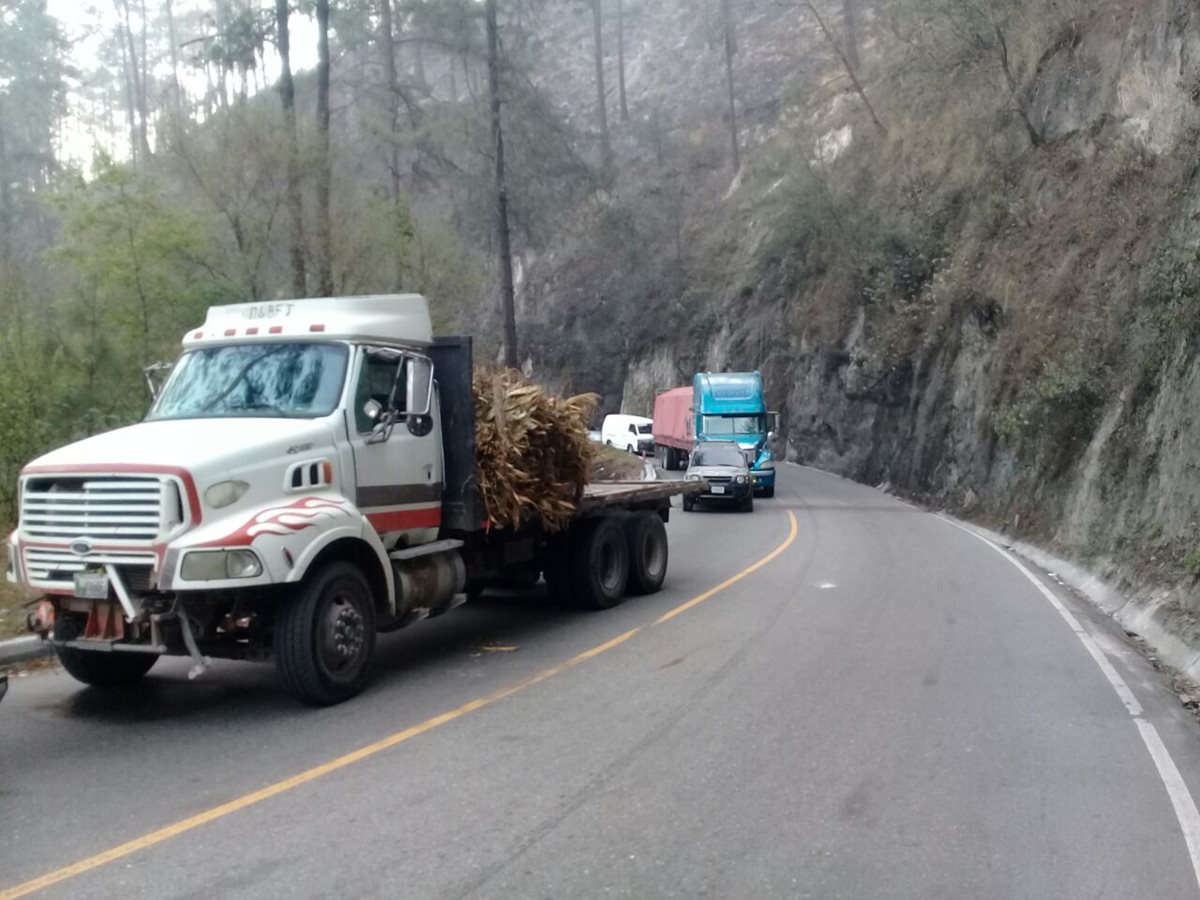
(473, 370, 599, 532)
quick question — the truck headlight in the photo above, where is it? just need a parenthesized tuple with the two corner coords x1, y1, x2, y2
(204, 480, 249, 509)
(686, 474, 702, 481)
(180, 549, 263, 581)
(734, 475, 748, 484)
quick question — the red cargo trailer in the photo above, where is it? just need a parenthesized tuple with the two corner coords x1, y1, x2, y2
(652, 387, 694, 470)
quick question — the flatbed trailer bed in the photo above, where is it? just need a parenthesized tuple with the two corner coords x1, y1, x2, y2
(579, 480, 703, 513)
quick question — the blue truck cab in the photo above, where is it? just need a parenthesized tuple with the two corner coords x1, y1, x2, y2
(693, 372, 777, 497)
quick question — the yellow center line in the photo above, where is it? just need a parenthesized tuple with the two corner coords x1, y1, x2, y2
(1, 510, 799, 900)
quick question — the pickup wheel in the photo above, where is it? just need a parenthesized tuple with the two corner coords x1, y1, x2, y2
(564, 517, 630, 610)
(741, 495, 755, 513)
(275, 562, 376, 706)
(52, 616, 157, 687)
(624, 512, 669, 595)
(682, 494, 695, 512)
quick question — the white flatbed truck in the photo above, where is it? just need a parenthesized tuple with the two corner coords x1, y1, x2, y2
(11, 295, 700, 704)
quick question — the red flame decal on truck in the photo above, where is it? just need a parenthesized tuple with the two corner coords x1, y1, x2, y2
(202, 497, 349, 547)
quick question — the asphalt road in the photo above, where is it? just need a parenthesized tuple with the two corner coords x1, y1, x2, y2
(4, 465, 1200, 899)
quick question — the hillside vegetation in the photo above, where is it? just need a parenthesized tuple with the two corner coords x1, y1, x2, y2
(558, 0, 1200, 604)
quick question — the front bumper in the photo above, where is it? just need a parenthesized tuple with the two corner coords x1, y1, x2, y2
(752, 468, 776, 491)
(699, 482, 753, 501)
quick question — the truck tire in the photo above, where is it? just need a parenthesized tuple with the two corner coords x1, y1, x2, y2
(275, 561, 376, 706)
(53, 618, 158, 688)
(740, 495, 755, 513)
(624, 512, 669, 595)
(565, 517, 630, 610)
(682, 494, 695, 512)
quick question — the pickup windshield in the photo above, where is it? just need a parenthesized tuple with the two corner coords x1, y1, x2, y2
(692, 446, 746, 468)
(148, 343, 349, 421)
(702, 415, 765, 436)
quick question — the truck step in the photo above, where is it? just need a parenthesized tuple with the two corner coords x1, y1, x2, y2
(389, 539, 465, 561)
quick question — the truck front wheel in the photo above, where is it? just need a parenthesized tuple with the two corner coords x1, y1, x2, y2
(624, 512, 669, 595)
(275, 562, 377, 706)
(52, 614, 157, 688)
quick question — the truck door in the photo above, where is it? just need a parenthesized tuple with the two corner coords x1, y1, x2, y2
(347, 347, 443, 548)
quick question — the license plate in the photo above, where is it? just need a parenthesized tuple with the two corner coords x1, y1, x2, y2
(74, 572, 110, 600)
(711, 485, 726, 495)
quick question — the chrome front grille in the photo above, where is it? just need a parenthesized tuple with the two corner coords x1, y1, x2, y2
(22, 477, 167, 542)
(22, 548, 157, 591)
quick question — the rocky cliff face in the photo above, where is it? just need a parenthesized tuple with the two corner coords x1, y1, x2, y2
(520, 0, 1200, 599)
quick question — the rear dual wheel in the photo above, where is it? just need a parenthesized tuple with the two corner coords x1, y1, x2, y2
(545, 512, 669, 610)
(624, 512, 668, 596)
(557, 517, 630, 611)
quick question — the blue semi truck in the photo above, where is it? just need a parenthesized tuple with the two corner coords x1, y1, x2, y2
(692, 372, 777, 498)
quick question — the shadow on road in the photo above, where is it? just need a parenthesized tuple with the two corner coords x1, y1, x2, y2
(32, 590, 589, 725)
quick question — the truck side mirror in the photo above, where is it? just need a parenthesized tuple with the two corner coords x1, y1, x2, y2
(405, 356, 434, 418)
(143, 361, 174, 403)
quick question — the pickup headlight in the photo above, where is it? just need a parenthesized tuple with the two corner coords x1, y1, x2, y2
(734, 475, 748, 484)
(686, 474, 702, 481)
(204, 480, 249, 509)
(180, 549, 263, 581)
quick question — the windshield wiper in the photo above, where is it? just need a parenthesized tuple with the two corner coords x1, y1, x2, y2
(228, 401, 286, 417)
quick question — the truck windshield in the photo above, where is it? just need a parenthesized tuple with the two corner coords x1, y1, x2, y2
(148, 343, 349, 421)
(702, 415, 765, 436)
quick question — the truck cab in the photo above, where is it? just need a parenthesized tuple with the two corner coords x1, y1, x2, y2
(13, 296, 464, 704)
(692, 372, 777, 498)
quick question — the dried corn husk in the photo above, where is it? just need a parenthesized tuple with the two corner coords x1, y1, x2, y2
(474, 369, 598, 532)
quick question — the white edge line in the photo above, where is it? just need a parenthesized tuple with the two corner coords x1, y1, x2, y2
(938, 514, 1200, 894)
(1138, 719, 1200, 890)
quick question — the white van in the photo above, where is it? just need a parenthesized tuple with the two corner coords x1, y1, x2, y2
(601, 414, 655, 454)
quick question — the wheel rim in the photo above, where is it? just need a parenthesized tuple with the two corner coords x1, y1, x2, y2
(598, 538, 623, 594)
(643, 530, 666, 579)
(317, 589, 367, 680)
